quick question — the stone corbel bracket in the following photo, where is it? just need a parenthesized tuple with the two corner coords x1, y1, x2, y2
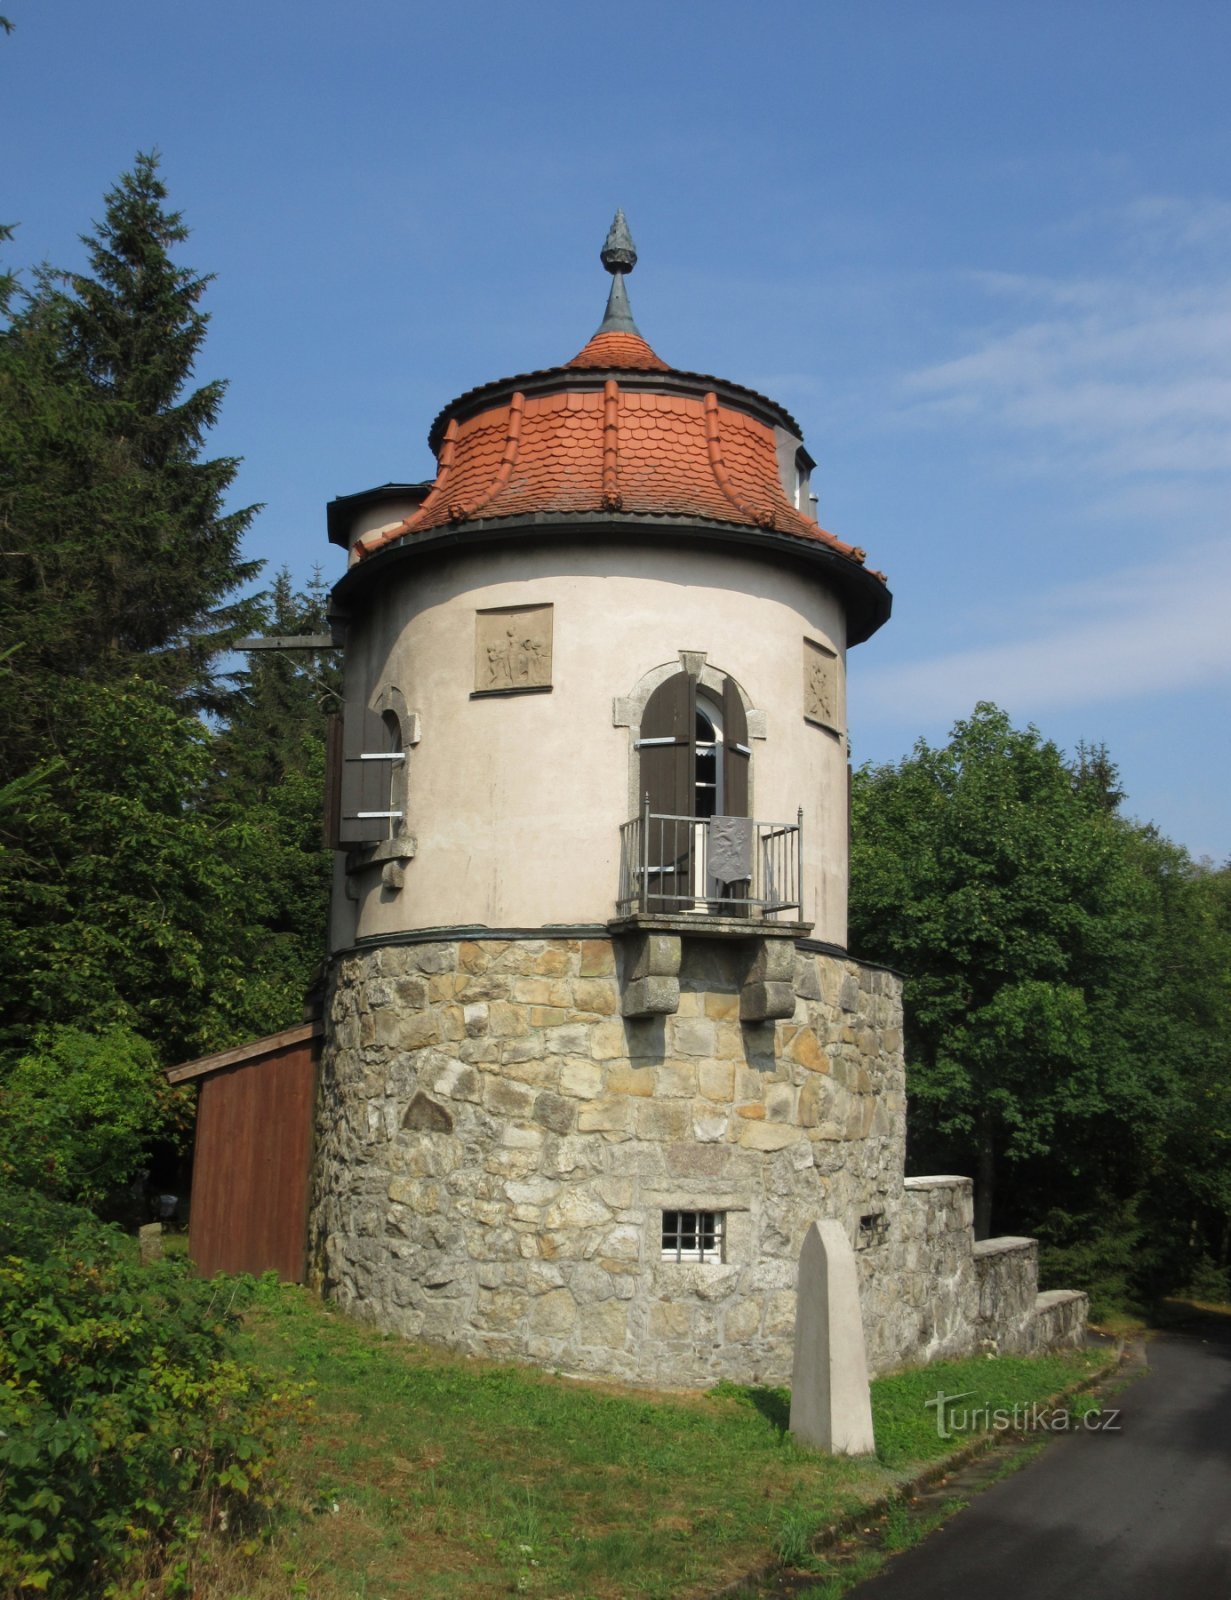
(739, 934, 797, 1022)
(620, 931, 682, 1017)
(612, 919, 804, 1022)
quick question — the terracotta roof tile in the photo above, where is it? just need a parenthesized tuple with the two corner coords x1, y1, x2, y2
(565, 330, 670, 371)
(350, 331, 879, 586)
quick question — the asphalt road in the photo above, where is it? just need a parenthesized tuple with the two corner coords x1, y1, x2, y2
(850, 1321, 1231, 1599)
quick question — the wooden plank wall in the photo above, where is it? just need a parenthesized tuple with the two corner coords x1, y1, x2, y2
(188, 1035, 319, 1282)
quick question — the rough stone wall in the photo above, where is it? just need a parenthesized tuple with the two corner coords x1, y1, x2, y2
(309, 934, 908, 1386)
(862, 1176, 978, 1371)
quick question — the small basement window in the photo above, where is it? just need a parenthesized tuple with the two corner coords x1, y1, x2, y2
(857, 1213, 889, 1250)
(661, 1210, 725, 1263)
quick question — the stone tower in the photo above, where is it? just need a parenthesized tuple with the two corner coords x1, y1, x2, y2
(309, 220, 1081, 1384)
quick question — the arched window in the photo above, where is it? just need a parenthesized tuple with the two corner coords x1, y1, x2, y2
(635, 670, 750, 909)
(333, 702, 406, 844)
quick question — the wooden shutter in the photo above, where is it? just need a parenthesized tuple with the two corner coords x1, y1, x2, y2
(339, 703, 400, 844)
(639, 671, 696, 817)
(637, 671, 696, 911)
(722, 676, 750, 819)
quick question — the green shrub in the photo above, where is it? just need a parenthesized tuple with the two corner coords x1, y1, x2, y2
(0, 1182, 307, 1597)
(0, 1024, 189, 1210)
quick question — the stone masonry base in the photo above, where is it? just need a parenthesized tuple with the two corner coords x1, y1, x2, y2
(309, 933, 1087, 1386)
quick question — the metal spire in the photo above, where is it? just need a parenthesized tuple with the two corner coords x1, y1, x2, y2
(595, 209, 641, 335)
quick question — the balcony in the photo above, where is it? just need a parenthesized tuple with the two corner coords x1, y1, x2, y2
(616, 806, 803, 920)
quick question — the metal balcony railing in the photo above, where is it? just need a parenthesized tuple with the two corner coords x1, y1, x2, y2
(616, 803, 803, 919)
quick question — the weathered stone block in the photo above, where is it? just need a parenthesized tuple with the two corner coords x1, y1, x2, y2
(573, 979, 617, 1015)
(634, 1100, 691, 1142)
(670, 1017, 716, 1057)
(621, 976, 680, 1017)
(740, 981, 796, 1022)
(533, 1091, 575, 1134)
(580, 1298, 628, 1347)
(558, 1058, 603, 1099)
(606, 1064, 656, 1097)
(626, 932, 683, 982)
(576, 1098, 633, 1135)
(579, 939, 616, 977)
(698, 1060, 736, 1101)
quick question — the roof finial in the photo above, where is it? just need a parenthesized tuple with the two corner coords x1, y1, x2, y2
(595, 209, 641, 335)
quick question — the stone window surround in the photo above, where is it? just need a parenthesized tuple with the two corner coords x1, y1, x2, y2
(612, 651, 767, 825)
(344, 684, 420, 891)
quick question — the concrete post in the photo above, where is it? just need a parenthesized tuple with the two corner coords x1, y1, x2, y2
(789, 1219, 876, 1455)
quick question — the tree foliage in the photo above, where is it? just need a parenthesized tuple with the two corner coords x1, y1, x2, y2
(0, 1024, 189, 1211)
(0, 151, 260, 784)
(0, 157, 333, 1077)
(0, 1187, 308, 1597)
(850, 703, 1231, 1306)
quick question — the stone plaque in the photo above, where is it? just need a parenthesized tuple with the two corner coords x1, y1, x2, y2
(474, 604, 553, 694)
(803, 638, 841, 732)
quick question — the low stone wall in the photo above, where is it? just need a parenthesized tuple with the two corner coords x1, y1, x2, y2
(973, 1236, 1039, 1353)
(863, 1176, 977, 1370)
(309, 933, 906, 1387)
(1024, 1289, 1090, 1353)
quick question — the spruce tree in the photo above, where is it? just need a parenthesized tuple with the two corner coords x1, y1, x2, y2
(58, 151, 261, 694)
(0, 151, 260, 746)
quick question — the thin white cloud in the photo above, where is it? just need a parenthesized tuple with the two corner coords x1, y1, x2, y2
(855, 542, 1231, 722)
(900, 201, 1231, 483)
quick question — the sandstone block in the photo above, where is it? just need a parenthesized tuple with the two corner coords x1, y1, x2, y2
(724, 1296, 762, 1342)
(649, 1300, 694, 1339)
(606, 1065, 656, 1097)
(577, 1097, 633, 1135)
(579, 939, 616, 977)
(579, 1298, 627, 1348)
(703, 990, 741, 1020)
(573, 979, 617, 1016)
(698, 1060, 736, 1101)
(511, 976, 571, 1006)
(692, 1110, 729, 1143)
(528, 1005, 569, 1029)
(765, 1083, 794, 1123)
(787, 1029, 830, 1073)
(634, 1100, 690, 1142)
(591, 1021, 631, 1060)
(670, 1017, 716, 1057)
(737, 1121, 800, 1152)
(483, 1077, 536, 1118)
(558, 1058, 603, 1099)
(488, 1001, 529, 1039)
(657, 1062, 698, 1098)
(532, 946, 574, 977)
(533, 1091, 575, 1135)
(543, 1188, 611, 1229)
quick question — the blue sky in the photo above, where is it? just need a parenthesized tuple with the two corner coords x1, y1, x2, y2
(4, 1, 1228, 860)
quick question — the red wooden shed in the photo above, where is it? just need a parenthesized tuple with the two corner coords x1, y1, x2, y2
(167, 1021, 322, 1282)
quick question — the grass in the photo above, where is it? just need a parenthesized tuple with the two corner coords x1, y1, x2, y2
(177, 1282, 1112, 1599)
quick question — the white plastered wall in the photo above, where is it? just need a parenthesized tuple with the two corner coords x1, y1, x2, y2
(337, 539, 850, 944)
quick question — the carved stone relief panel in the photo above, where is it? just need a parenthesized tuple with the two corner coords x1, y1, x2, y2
(803, 638, 842, 733)
(474, 604, 553, 695)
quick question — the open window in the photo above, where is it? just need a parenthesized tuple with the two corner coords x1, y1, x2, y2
(634, 670, 750, 910)
(325, 702, 406, 847)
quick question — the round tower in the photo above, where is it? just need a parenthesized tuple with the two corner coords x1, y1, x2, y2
(311, 219, 907, 1385)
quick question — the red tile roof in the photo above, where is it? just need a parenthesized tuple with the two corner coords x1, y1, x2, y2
(565, 329, 670, 371)
(350, 334, 880, 583)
